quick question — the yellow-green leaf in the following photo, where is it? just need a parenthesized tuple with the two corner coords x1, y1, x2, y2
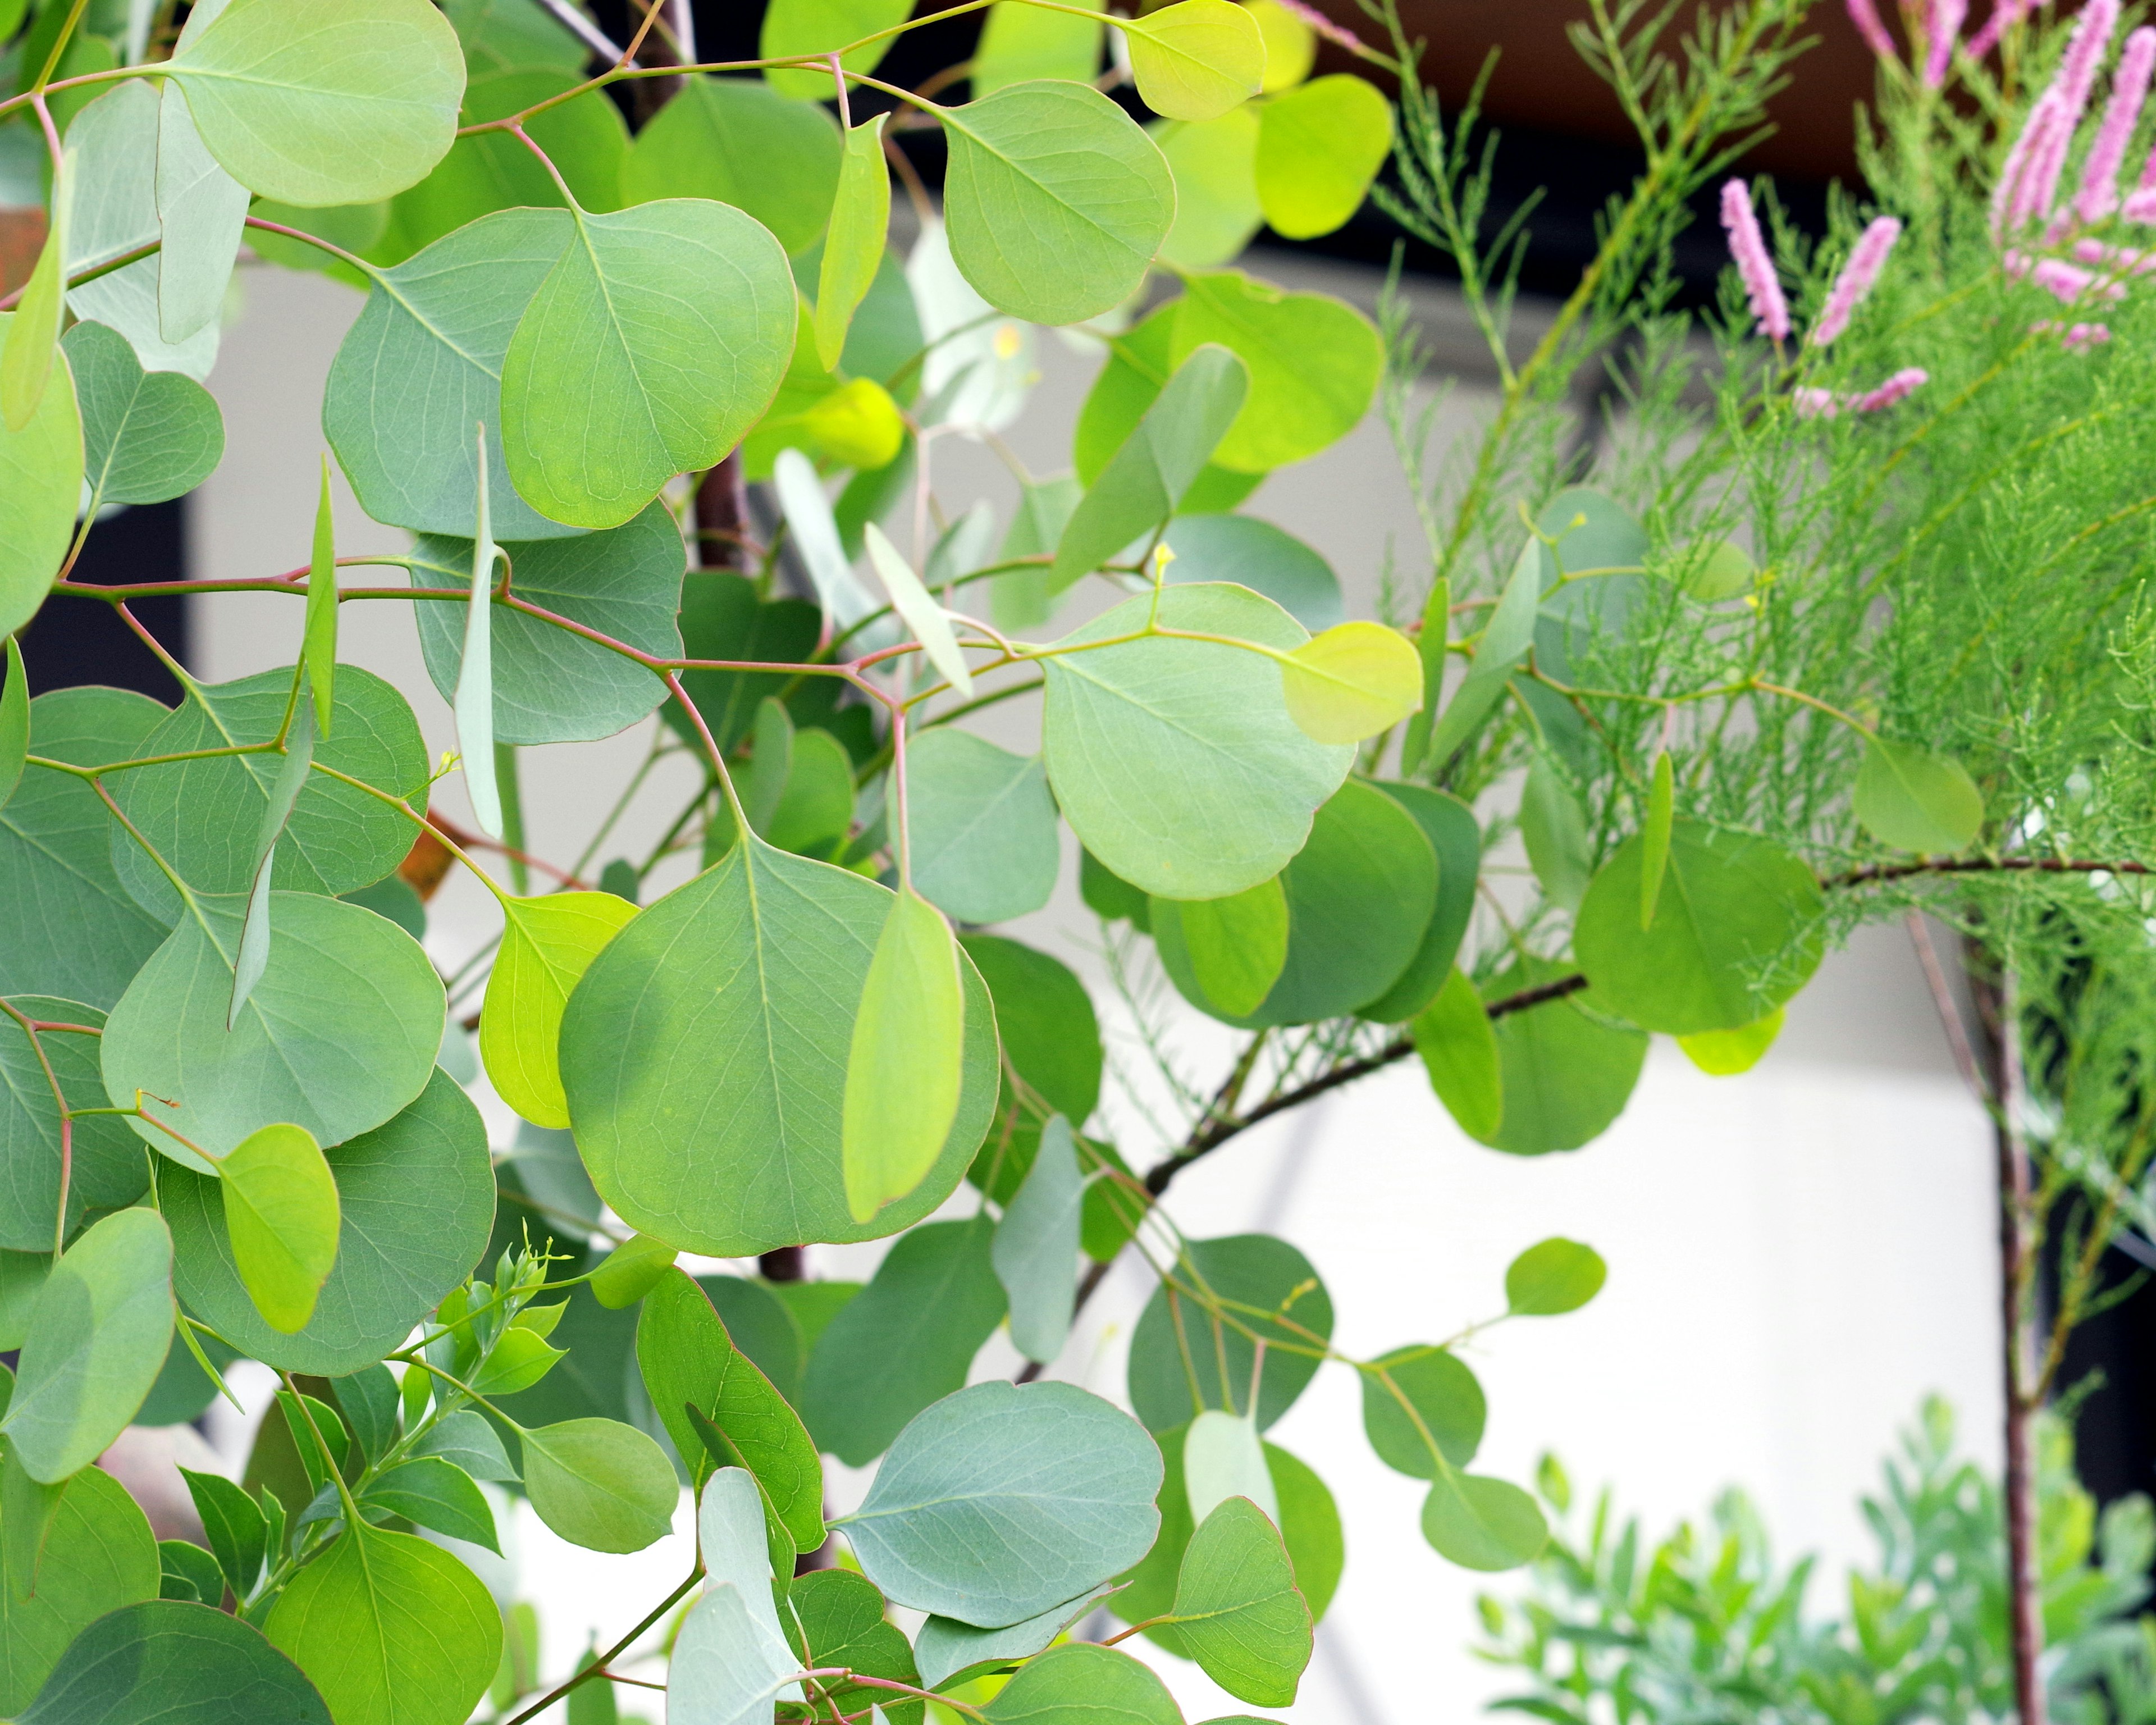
(1122, 0, 1267, 121)
(591, 1233, 677, 1310)
(1397, 578, 1449, 776)
(815, 114, 891, 371)
(1280, 620, 1422, 744)
(1853, 736, 1983, 853)
(0, 318, 81, 644)
(0, 636, 26, 813)
(1678, 1005, 1785, 1076)
(1150, 878, 1288, 1017)
(481, 892, 641, 1128)
(842, 886, 966, 1222)
(304, 456, 337, 736)
(975, 0, 1105, 94)
(1639, 750, 1673, 932)
(1254, 74, 1392, 239)
(217, 1122, 340, 1335)
(1248, 0, 1317, 90)
(1156, 108, 1262, 270)
(1411, 968, 1500, 1142)
(0, 165, 65, 435)
(798, 376, 905, 471)
(864, 524, 974, 699)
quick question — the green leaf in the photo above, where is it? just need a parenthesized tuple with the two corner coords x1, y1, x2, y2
(156, 1535, 227, 1603)
(1170, 271, 1381, 472)
(1184, 1409, 1276, 1526)
(469, 1325, 565, 1399)
(1157, 109, 1262, 271)
(227, 697, 315, 1026)
(0, 638, 24, 811)
(364, 1458, 499, 1554)
(1537, 485, 1649, 632)
(992, 1114, 1084, 1364)
(1673, 537, 1757, 602)
(61, 320, 223, 509)
(411, 1409, 516, 1483)
(838, 1380, 1162, 1628)
(625, 75, 841, 254)
(1074, 303, 1257, 507)
(1280, 620, 1422, 744)
(481, 892, 640, 1129)
(1639, 751, 1674, 929)
(1, 167, 64, 435)
(165, 0, 464, 207)
(1854, 736, 1984, 852)
(1397, 578, 1449, 777)
(304, 462, 337, 735)
(842, 884, 967, 1222)
(107, 665, 428, 920)
(1481, 960, 1647, 1154)
(155, 83, 251, 346)
(958, 936, 1102, 1125)
(590, 1233, 676, 1311)
(517, 1417, 677, 1554)
(1359, 1345, 1484, 1478)
(19, 1598, 331, 1722)
(865, 524, 975, 699)
(411, 501, 687, 746)
(764, 727, 855, 856)
(1152, 778, 1436, 1026)
(1162, 513, 1341, 630)
(455, 441, 500, 837)
(1519, 754, 1591, 914)
(1127, 1235, 1332, 1434)
(1423, 537, 1538, 769)
(163, 1070, 492, 1376)
(264, 1523, 501, 1725)
(0, 690, 169, 1008)
(907, 729, 1059, 925)
(1411, 968, 1502, 1142)
(939, 81, 1176, 326)
(323, 206, 577, 542)
(1051, 344, 1248, 590)
(1254, 74, 1392, 238)
(782, 1568, 925, 1725)
(444, 0, 587, 79)
(1171, 1497, 1312, 1707)
(1152, 878, 1288, 1018)
(816, 115, 892, 369)
(1573, 820, 1825, 1034)
(0, 1454, 158, 1713)
(635, 1268, 823, 1549)
(562, 838, 1000, 1256)
(974, 0, 1104, 95)
(1678, 1004, 1786, 1075)
(760, 0, 912, 101)
(669, 574, 821, 755)
(1121, 0, 1266, 121)
(336, 1366, 401, 1462)
(0, 999, 143, 1251)
(3, 1438, 63, 1605)
(0, 314, 80, 644)
(501, 200, 794, 530)
(179, 1466, 267, 1597)
(0, 1253, 45, 1350)
(1358, 783, 1478, 1022)
(4, 1210, 173, 1482)
(1505, 1238, 1606, 1316)
(1420, 1471, 1548, 1572)
(697, 1275, 807, 1402)
(916, 1585, 1112, 1692)
(102, 892, 444, 1168)
(983, 1642, 1182, 1725)
(800, 1217, 1007, 1466)
(1043, 583, 1351, 898)
(670, 1578, 802, 1724)
(218, 1122, 340, 1336)
(275, 1389, 349, 1494)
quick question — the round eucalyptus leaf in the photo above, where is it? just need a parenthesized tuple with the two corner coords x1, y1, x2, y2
(907, 729, 1060, 926)
(62, 320, 224, 506)
(107, 666, 428, 922)
(939, 82, 1174, 326)
(1127, 1234, 1332, 1434)
(1043, 584, 1352, 900)
(1254, 72, 1392, 239)
(1573, 820, 1824, 1035)
(956, 936, 1102, 1126)
(1854, 736, 1984, 852)
(0, 999, 143, 1251)
(1171, 1495, 1312, 1708)
(18, 1599, 331, 1725)
(162, 1069, 491, 1376)
(624, 75, 841, 255)
(981, 1642, 1182, 1725)
(518, 1417, 678, 1553)
(562, 838, 999, 1257)
(102, 893, 444, 1168)
(0, 1462, 159, 1714)
(1481, 961, 1647, 1155)
(1419, 1471, 1548, 1572)
(1358, 782, 1480, 1023)
(839, 1380, 1162, 1629)
(1153, 778, 1435, 1027)
(410, 502, 684, 746)
(1505, 1238, 1607, 1316)
(1163, 513, 1343, 630)
(1359, 1345, 1485, 1478)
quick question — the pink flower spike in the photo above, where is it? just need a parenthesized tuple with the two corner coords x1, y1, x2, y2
(1810, 216, 1904, 346)
(1967, 0, 2044, 59)
(2065, 320, 2113, 347)
(1720, 179, 1792, 341)
(1993, 95, 2062, 238)
(1851, 367, 1930, 412)
(1847, 0, 1899, 61)
(2022, 94, 2077, 228)
(1926, 0, 1968, 86)
(2028, 255, 2125, 300)
(1793, 387, 1843, 419)
(2077, 25, 2156, 222)
(2057, 0, 2122, 124)
(2123, 183, 2156, 221)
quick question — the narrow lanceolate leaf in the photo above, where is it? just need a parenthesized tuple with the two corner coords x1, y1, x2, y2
(304, 459, 337, 736)
(0, 314, 81, 644)
(1171, 1497, 1313, 1708)
(1397, 578, 1449, 777)
(773, 448, 876, 627)
(1120, 0, 1267, 121)
(1, 160, 66, 435)
(479, 892, 640, 1129)
(229, 694, 316, 1026)
(3, 1209, 173, 1482)
(992, 1114, 1084, 1364)
(864, 524, 974, 699)
(843, 885, 967, 1222)
(1424, 537, 1540, 768)
(457, 429, 500, 837)
(216, 1122, 339, 1335)
(1639, 750, 1674, 931)
(1280, 620, 1423, 745)
(156, 81, 250, 344)
(0, 637, 26, 813)
(816, 114, 892, 371)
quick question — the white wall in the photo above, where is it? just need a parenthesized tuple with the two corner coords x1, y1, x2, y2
(179, 253, 2004, 1723)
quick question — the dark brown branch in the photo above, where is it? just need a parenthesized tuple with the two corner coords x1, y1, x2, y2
(1828, 856, 2153, 889)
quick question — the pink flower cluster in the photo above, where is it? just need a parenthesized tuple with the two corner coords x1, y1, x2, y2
(1794, 368, 1932, 419)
